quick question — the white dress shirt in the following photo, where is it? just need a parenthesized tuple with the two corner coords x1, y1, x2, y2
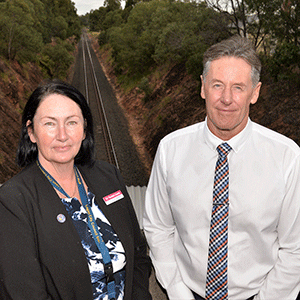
(143, 118, 300, 300)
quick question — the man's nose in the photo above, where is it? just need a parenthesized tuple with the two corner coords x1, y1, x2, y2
(221, 87, 232, 105)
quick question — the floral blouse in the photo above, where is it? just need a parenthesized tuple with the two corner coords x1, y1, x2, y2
(61, 191, 126, 300)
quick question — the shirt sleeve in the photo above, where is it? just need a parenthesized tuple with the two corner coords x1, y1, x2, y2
(143, 142, 194, 299)
(255, 155, 300, 299)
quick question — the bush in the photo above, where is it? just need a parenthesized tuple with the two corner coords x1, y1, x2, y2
(98, 31, 108, 46)
(39, 39, 74, 79)
(267, 42, 300, 84)
(138, 76, 152, 102)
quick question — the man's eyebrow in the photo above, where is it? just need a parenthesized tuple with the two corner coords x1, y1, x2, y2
(209, 79, 247, 86)
(234, 82, 247, 86)
(209, 79, 223, 84)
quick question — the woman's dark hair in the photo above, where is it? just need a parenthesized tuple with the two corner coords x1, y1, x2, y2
(17, 79, 95, 168)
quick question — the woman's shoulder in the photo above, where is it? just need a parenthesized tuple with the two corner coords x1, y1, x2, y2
(79, 160, 119, 178)
(0, 163, 46, 199)
(0, 164, 48, 215)
(78, 161, 125, 195)
(2, 163, 38, 186)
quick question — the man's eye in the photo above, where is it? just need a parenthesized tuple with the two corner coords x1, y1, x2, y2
(234, 86, 243, 91)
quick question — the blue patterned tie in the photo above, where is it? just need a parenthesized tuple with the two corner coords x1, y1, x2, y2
(205, 143, 232, 300)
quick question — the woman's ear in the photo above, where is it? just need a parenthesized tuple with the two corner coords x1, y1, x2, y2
(26, 120, 36, 143)
(83, 119, 87, 140)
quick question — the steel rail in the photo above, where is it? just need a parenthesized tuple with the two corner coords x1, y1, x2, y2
(81, 32, 119, 169)
(81, 33, 89, 103)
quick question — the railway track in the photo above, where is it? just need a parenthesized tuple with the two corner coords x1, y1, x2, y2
(71, 30, 154, 226)
(79, 30, 119, 168)
(71, 30, 150, 185)
(71, 30, 149, 187)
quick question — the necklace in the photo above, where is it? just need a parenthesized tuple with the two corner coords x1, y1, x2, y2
(68, 181, 78, 199)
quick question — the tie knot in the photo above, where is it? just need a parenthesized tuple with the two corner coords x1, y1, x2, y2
(217, 143, 232, 157)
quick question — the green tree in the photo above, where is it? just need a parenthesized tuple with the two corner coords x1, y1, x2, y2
(204, 0, 299, 84)
(89, 7, 107, 31)
(103, 9, 124, 31)
(108, 0, 162, 75)
(0, 0, 43, 61)
(153, 2, 228, 67)
(108, 0, 228, 78)
(39, 38, 74, 79)
(273, 0, 299, 45)
(104, 0, 121, 12)
(0, 0, 79, 80)
(204, 0, 299, 49)
(50, 16, 68, 40)
(40, 0, 82, 41)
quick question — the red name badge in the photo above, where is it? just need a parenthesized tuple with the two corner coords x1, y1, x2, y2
(103, 190, 124, 205)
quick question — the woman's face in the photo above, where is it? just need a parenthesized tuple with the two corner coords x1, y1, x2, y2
(27, 93, 85, 168)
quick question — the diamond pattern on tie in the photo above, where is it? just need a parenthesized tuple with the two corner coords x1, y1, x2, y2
(205, 143, 231, 300)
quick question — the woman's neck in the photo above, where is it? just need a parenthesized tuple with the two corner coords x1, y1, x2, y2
(38, 158, 80, 200)
(38, 158, 75, 180)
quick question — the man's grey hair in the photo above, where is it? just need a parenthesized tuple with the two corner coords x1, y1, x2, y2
(202, 35, 261, 87)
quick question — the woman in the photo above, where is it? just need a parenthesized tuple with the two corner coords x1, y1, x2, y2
(0, 80, 152, 300)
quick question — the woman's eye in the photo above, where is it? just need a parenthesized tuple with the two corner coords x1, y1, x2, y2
(45, 122, 55, 126)
(68, 121, 77, 125)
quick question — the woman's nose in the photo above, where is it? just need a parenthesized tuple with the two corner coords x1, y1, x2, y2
(57, 125, 68, 141)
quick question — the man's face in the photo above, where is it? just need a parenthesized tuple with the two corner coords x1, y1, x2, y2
(201, 56, 261, 140)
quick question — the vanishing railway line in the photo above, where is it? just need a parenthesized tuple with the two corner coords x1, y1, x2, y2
(71, 30, 149, 188)
(80, 31, 119, 169)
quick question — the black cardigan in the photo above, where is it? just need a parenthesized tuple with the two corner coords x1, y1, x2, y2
(0, 161, 152, 300)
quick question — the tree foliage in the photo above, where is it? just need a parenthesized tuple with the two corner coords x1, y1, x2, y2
(89, 8, 108, 31)
(104, 0, 121, 12)
(106, 0, 229, 79)
(0, 0, 43, 61)
(273, 0, 299, 46)
(203, 0, 299, 47)
(204, 0, 300, 84)
(39, 38, 75, 79)
(89, 0, 299, 89)
(0, 0, 81, 78)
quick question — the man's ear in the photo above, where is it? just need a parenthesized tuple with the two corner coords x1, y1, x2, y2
(250, 82, 262, 105)
(200, 75, 206, 99)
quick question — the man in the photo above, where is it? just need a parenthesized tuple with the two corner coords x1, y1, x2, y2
(143, 35, 300, 300)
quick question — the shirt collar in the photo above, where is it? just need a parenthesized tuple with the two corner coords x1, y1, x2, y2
(203, 117, 252, 153)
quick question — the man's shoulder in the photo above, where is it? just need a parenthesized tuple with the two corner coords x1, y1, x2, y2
(161, 121, 205, 144)
(252, 122, 300, 153)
